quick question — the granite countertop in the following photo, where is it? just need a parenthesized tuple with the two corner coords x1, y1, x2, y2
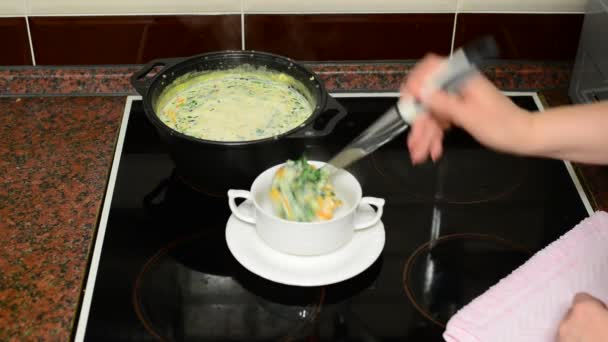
(1, 61, 607, 341)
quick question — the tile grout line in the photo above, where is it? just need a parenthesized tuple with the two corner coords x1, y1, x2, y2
(0, 10, 584, 17)
(450, 0, 461, 55)
(241, 4, 245, 50)
(23, 0, 36, 66)
(450, 12, 458, 56)
(19, 12, 243, 17)
(448, 10, 584, 14)
(24, 16, 36, 66)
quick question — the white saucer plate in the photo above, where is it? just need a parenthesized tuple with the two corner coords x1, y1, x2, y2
(225, 200, 385, 287)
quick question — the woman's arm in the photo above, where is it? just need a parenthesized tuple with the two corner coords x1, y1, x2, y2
(403, 54, 608, 165)
(526, 101, 608, 164)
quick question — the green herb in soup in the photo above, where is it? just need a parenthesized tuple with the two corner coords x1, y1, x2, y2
(156, 66, 314, 141)
(270, 157, 342, 222)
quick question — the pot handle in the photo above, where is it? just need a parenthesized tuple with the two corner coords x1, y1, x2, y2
(227, 190, 257, 225)
(289, 95, 347, 138)
(354, 197, 385, 230)
(130, 57, 183, 95)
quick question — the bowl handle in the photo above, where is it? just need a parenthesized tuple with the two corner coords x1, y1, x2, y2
(227, 190, 256, 225)
(354, 197, 385, 230)
(288, 95, 347, 138)
(130, 57, 183, 95)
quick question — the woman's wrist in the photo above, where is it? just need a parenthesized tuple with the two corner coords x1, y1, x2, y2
(509, 109, 538, 156)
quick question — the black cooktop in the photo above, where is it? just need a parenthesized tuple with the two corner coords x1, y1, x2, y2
(76, 94, 590, 341)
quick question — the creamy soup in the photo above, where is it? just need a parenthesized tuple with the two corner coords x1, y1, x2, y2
(270, 158, 342, 222)
(155, 66, 314, 141)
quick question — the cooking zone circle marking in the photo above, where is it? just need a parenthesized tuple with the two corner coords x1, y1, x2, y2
(174, 171, 225, 198)
(371, 147, 527, 204)
(133, 231, 325, 342)
(402, 233, 533, 328)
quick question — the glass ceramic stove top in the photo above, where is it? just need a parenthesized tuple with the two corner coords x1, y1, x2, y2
(74, 92, 592, 342)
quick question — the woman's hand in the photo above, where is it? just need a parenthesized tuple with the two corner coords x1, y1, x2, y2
(558, 292, 608, 342)
(403, 53, 608, 165)
(402, 54, 533, 164)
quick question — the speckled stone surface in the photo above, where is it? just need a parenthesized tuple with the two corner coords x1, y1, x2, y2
(0, 61, 574, 96)
(313, 61, 574, 92)
(0, 97, 124, 341)
(576, 165, 608, 211)
(0, 67, 136, 96)
(0, 62, 606, 341)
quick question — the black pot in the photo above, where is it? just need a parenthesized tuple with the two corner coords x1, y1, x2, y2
(131, 50, 347, 194)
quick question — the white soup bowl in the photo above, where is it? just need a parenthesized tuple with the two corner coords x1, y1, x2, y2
(227, 161, 385, 256)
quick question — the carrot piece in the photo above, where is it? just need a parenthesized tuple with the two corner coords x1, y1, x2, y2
(270, 188, 281, 201)
(317, 210, 333, 220)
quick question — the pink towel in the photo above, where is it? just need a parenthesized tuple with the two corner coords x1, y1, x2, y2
(443, 211, 608, 342)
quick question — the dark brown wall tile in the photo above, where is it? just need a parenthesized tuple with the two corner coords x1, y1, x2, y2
(246, 14, 454, 61)
(455, 13, 583, 61)
(0, 18, 33, 66)
(29, 15, 241, 65)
